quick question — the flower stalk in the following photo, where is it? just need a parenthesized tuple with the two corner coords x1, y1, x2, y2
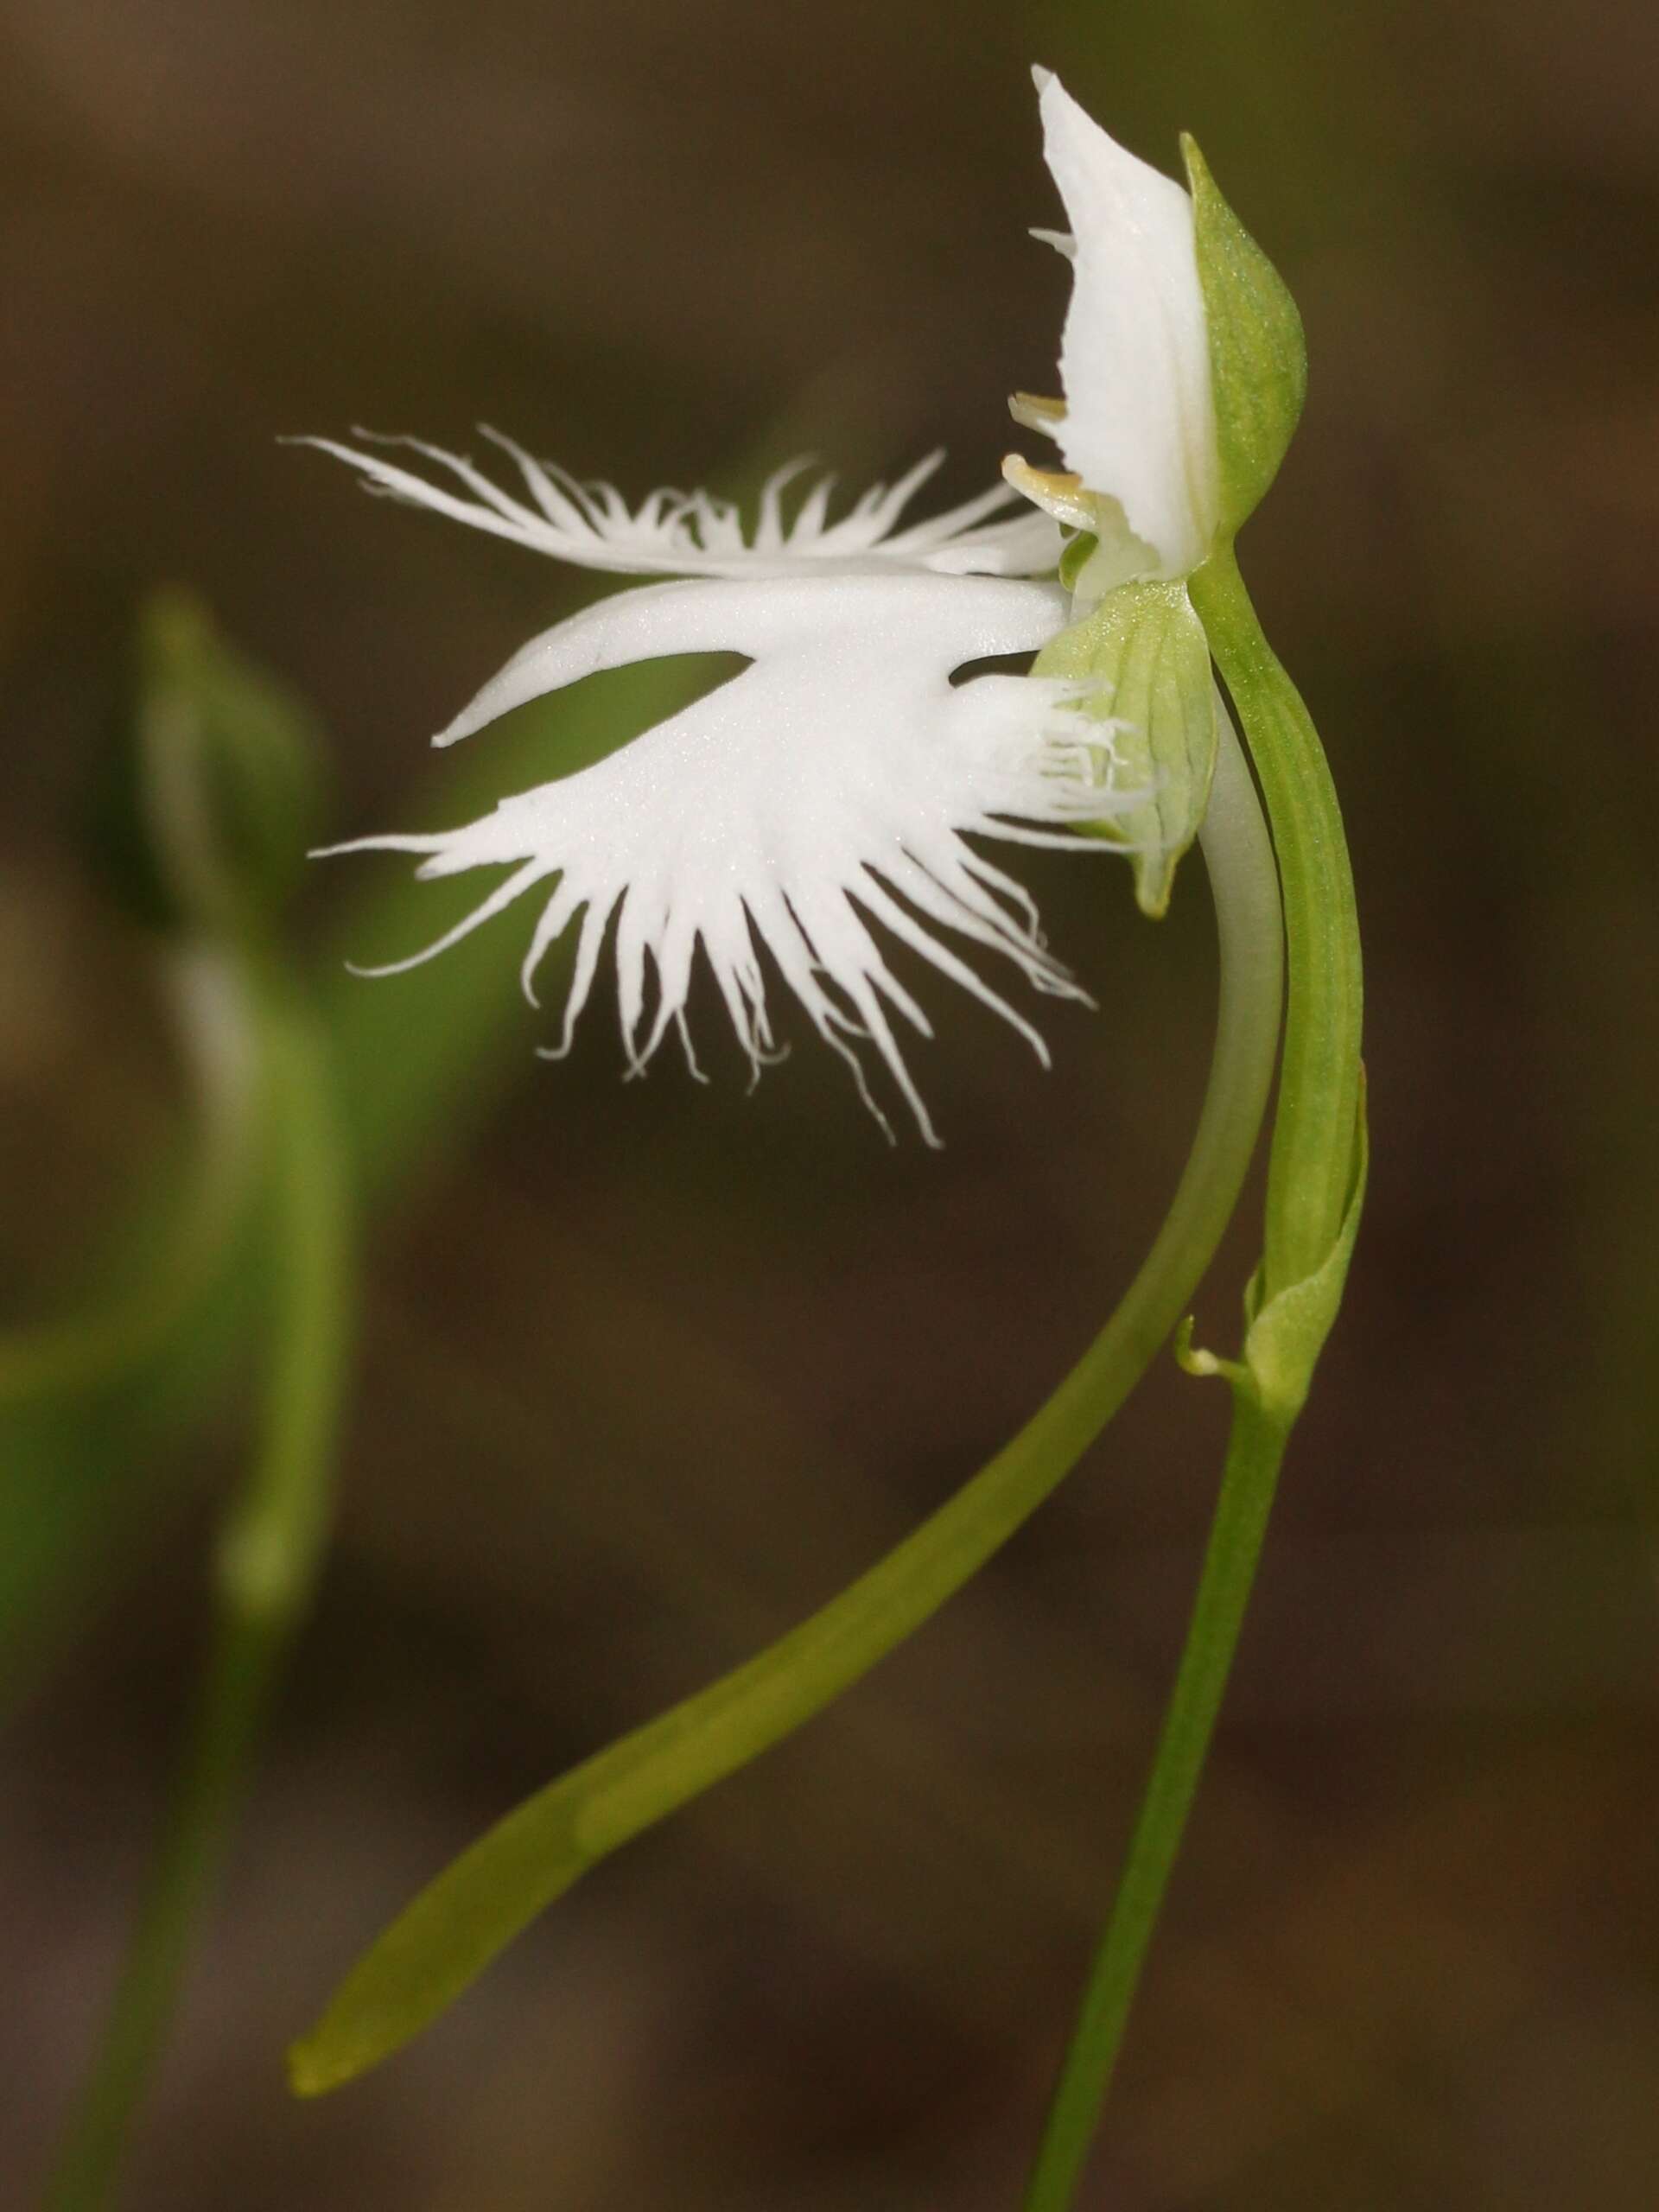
(44, 959, 354, 2212)
(1192, 551, 1363, 1298)
(1022, 543, 1365, 2212)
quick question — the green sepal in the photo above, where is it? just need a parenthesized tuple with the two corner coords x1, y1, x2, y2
(1178, 1079, 1367, 1423)
(1181, 136, 1306, 541)
(90, 588, 329, 944)
(1033, 579, 1218, 918)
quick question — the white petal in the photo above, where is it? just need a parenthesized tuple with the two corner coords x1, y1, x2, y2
(297, 431, 1061, 581)
(320, 574, 1146, 1143)
(1033, 70, 1220, 578)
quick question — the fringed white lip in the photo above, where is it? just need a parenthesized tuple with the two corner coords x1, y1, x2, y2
(318, 573, 1144, 1144)
(298, 429, 1063, 582)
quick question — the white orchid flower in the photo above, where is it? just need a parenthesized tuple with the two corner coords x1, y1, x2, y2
(1003, 68, 1308, 918)
(311, 69, 1296, 1138)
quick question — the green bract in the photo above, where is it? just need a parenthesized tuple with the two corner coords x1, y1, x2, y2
(1181, 136, 1307, 543)
(1178, 1096, 1367, 1424)
(1033, 580, 1217, 918)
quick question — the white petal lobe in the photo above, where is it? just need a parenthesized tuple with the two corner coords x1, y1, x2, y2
(321, 574, 1144, 1142)
(1034, 72, 1221, 578)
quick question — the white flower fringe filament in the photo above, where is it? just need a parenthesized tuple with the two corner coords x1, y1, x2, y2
(300, 431, 1062, 582)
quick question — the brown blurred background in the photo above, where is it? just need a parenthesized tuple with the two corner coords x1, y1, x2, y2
(4, 0, 1658, 2206)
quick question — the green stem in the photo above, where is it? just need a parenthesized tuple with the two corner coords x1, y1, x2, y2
(1022, 1392, 1291, 2212)
(1023, 543, 1364, 2212)
(289, 710, 1283, 2094)
(43, 964, 354, 2212)
(1192, 550, 1363, 1293)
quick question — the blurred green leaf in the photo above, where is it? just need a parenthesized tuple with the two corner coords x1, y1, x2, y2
(1, 622, 715, 1704)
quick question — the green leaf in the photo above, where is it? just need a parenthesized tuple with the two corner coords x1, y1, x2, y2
(289, 1717, 645, 2093)
(1181, 136, 1307, 542)
(1033, 580, 1218, 918)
